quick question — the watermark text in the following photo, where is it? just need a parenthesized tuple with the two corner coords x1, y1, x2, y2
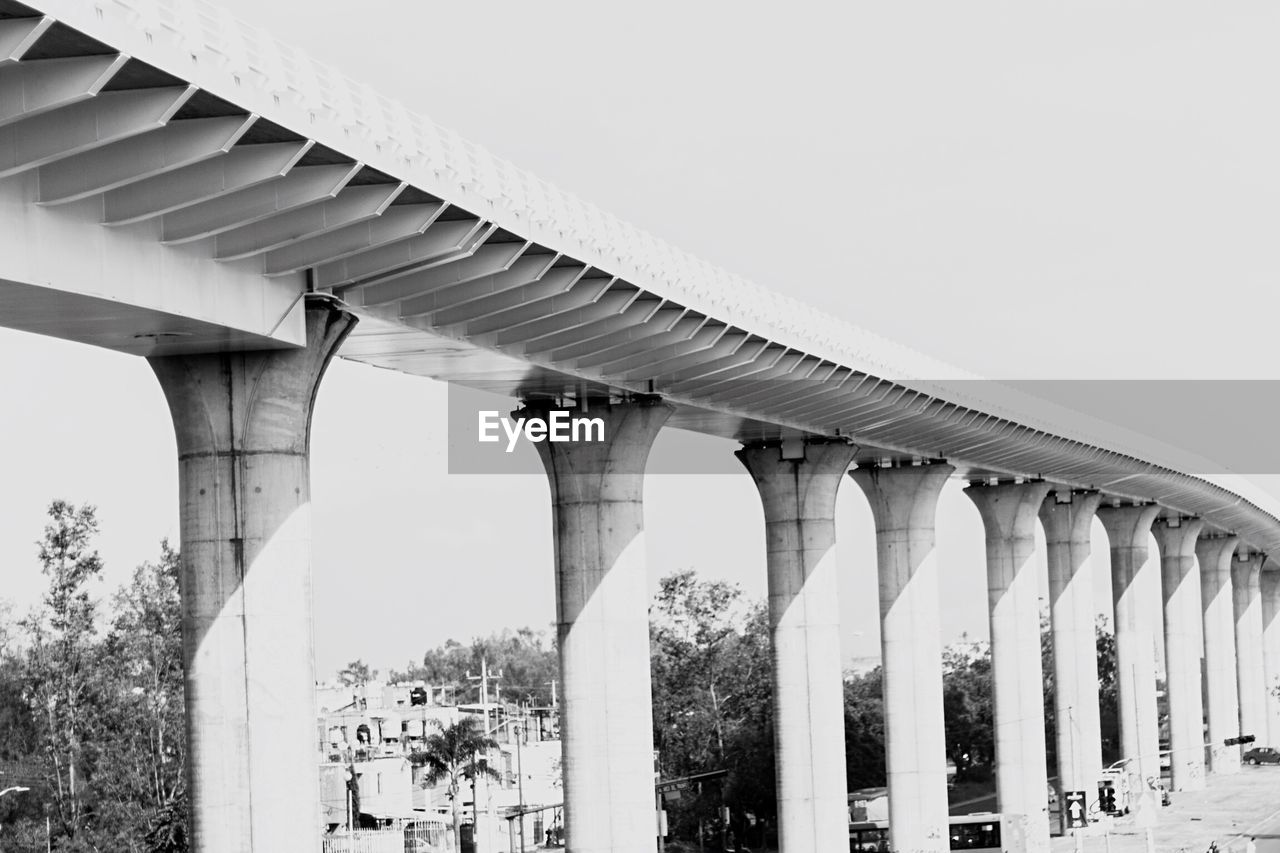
(478, 411, 605, 452)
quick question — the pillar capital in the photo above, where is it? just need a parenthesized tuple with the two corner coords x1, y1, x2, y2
(1096, 502, 1162, 550)
(737, 437, 857, 523)
(1038, 488, 1102, 545)
(151, 294, 355, 459)
(515, 396, 673, 501)
(849, 460, 953, 534)
(1152, 516, 1206, 558)
(964, 479, 1053, 542)
(1198, 534, 1242, 576)
(1233, 549, 1266, 583)
(1263, 562, 1280, 595)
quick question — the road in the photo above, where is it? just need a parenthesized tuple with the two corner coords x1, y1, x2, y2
(1048, 765, 1280, 853)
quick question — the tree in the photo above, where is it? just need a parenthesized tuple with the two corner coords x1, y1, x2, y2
(1095, 615, 1120, 765)
(844, 668, 886, 791)
(392, 628, 559, 708)
(92, 540, 187, 849)
(941, 637, 994, 781)
(409, 720, 500, 853)
(0, 506, 189, 851)
(338, 660, 376, 688)
(21, 500, 105, 841)
(650, 570, 774, 843)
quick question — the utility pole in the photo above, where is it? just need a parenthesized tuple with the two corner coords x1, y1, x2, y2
(545, 679, 558, 710)
(468, 658, 502, 734)
(514, 721, 526, 853)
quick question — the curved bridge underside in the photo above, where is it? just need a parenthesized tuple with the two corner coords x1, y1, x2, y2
(2, 0, 1277, 551)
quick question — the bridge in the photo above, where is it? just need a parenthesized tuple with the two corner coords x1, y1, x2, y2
(1, 2, 1278, 852)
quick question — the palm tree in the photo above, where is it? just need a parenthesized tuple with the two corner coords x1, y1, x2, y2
(410, 719, 501, 853)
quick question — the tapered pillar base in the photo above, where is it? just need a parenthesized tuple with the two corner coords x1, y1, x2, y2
(739, 438, 857, 853)
(850, 462, 952, 853)
(965, 480, 1053, 853)
(520, 397, 672, 853)
(149, 295, 355, 853)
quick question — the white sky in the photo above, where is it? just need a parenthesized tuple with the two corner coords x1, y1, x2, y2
(2, 2, 1277, 679)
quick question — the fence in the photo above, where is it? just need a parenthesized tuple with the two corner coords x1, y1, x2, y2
(321, 823, 448, 853)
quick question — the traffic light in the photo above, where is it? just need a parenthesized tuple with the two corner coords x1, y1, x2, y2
(1098, 781, 1117, 814)
(1225, 734, 1257, 746)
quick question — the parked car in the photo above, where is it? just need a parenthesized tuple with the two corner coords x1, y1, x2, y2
(1243, 746, 1280, 765)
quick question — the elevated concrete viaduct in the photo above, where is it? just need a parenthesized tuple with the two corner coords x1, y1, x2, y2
(2, 2, 1279, 851)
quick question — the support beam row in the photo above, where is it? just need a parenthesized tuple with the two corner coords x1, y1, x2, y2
(145, 319, 1280, 852)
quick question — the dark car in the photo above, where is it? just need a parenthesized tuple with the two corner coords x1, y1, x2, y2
(1243, 746, 1280, 765)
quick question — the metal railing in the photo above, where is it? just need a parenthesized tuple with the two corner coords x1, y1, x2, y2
(321, 824, 447, 853)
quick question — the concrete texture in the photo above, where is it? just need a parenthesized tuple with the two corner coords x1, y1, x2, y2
(849, 461, 954, 853)
(1153, 516, 1207, 791)
(738, 439, 857, 853)
(965, 479, 1055, 853)
(1098, 503, 1163, 793)
(1199, 535, 1243, 775)
(519, 397, 673, 853)
(147, 295, 355, 853)
(1040, 489, 1105, 808)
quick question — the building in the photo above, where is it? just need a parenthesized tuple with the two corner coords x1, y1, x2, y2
(317, 678, 562, 849)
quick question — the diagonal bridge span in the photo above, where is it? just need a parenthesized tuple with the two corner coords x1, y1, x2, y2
(0, 0, 1275, 554)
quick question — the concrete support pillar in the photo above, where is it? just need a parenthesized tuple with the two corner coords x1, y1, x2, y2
(1198, 534, 1241, 774)
(148, 295, 355, 853)
(848, 461, 953, 853)
(1233, 551, 1267, 746)
(520, 397, 672, 853)
(964, 480, 1053, 853)
(1262, 563, 1280, 747)
(1038, 488, 1104, 807)
(1096, 503, 1162, 790)
(1152, 516, 1206, 791)
(738, 438, 857, 853)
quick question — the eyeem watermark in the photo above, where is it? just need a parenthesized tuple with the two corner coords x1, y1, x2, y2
(478, 411, 606, 452)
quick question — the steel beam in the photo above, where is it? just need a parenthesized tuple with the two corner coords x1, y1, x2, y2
(262, 202, 448, 276)
(160, 162, 362, 244)
(314, 217, 488, 288)
(38, 115, 257, 204)
(0, 17, 53, 65)
(0, 54, 127, 126)
(0, 85, 193, 178)
(102, 140, 312, 225)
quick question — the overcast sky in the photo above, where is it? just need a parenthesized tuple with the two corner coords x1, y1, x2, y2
(3, 2, 1278, 681)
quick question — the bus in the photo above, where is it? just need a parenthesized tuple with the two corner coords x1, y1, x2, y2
(850, 813, 1001, 852)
